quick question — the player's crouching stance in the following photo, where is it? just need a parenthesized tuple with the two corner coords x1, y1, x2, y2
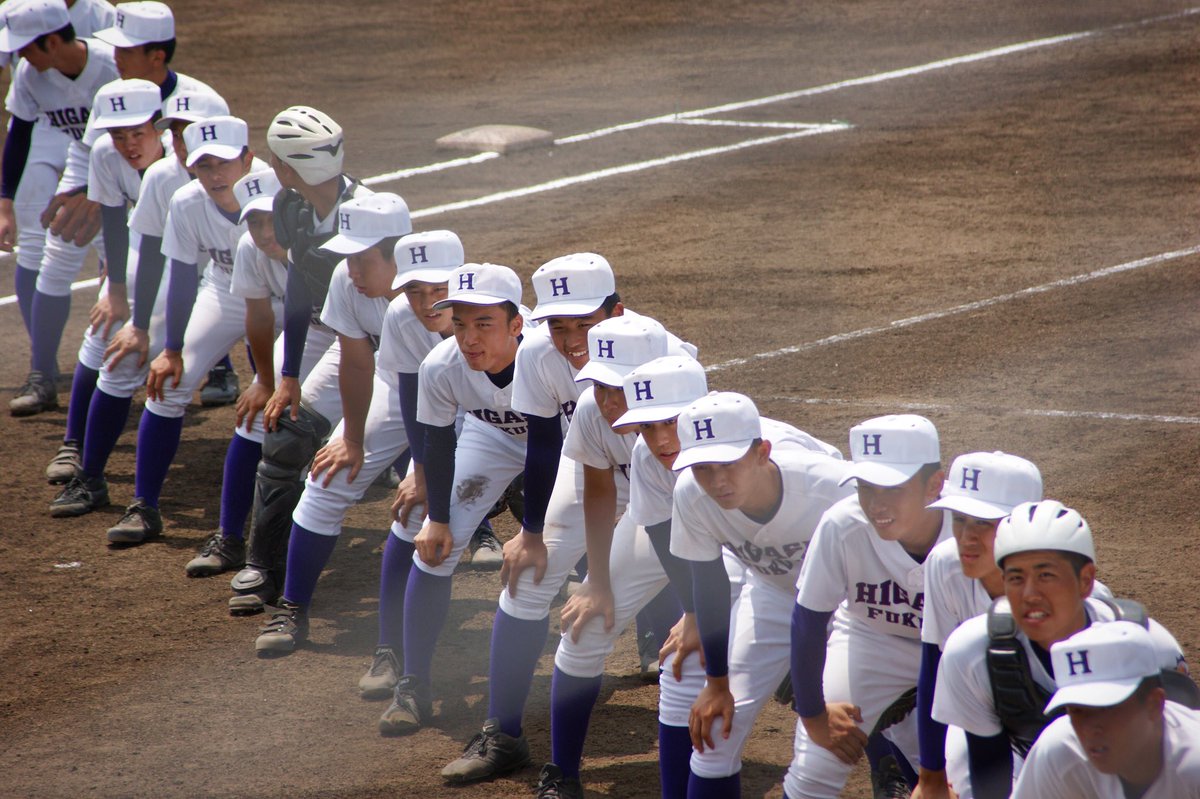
(786, 415, 950, 799)
(671, 393, 852, 799)
(932, 501, 1192, 799)
(373, 263, 529, 735)
(1012, 622, 1200, 798)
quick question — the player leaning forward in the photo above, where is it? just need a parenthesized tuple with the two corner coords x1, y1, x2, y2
(932, 500, 1193, 799)
(670, 393, 852, 798)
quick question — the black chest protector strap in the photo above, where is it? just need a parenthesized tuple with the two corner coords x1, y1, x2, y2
(985, 595, 1149, 757)
(273, 177, 361, 311)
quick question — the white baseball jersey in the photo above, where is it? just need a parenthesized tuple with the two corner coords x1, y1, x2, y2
(797, 497, 953, 639)
(417, 336, 529, 439)
(5, 38, 117, 139)
(561, 385, 634, 478)
(230, 232, 286, 302)
(319, 261, 390, 355)
(628, 416, 844, 529)
(160, 183, 240, 289)
(376, 293, 445, 376)
(1012, 702, 1200, 799)
(128, 155, 190, 239)
(933, 599, 1187, 738)
(511, 322, 581, 428)
(670, 449, 853, 594)
(86, 133, 153, 208)
(921, 539, 1117, 650)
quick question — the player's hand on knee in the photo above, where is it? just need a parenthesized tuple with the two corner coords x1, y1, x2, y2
(414, 520, 453, 566)
(560, 582, 615, 642)
(310, 437, 363, 486)
(104, 325, 150, 370)
(235, 381, 273, 432)
(802, 703, 868, 765)
(0, 199, 16, 251)
(499, 529, 548, 597)
(89, 286, 129, 339)
(661, 612, 705, 682)
(391, 471, 425, 527)
(689, 676, 735, 753)
(146, 350, 183, 401)
(263, 377, 301, 432)
(43, 191, 101, 245)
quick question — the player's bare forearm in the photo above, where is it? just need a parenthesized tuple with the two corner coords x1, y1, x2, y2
(581, 464, 618, 593)
(336, 335, 375, 447)
(911, 768, 957, 799)
(243, 298, 277, 393)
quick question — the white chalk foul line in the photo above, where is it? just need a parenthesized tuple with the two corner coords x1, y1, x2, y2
(704, 245, 1200, 373)
(407, 123, 851, 220)
(759, 396, 1200, 426)
(0, 276, 99, 307)
(360, 151, 501, 186)
(667, 119, 839, 131)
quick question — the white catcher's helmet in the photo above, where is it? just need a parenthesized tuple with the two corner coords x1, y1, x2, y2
(994, 500, 1095, 566)
(267, 106, 344, 186)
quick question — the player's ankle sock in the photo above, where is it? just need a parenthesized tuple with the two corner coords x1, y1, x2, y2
(280, 524, 338, 608)
(401, 567, 452, 686)
(658, 723, 692, 799)
(217, 434, 262, 539)
(14, 266, 37, 336)
(687, 771, 740, 798)
(81, 389, 132, 479)
(377, 534, 416, 649)
(64, 364, 99, 444)
(30, 289, 70, 376)
(133, 410, 183, 506)
(486, 608, 549, 738)
(549, 667, 602, 780)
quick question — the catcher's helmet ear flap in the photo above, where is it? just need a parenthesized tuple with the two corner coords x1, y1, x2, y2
(267, 106, 344, 186)
(993, 500, 1095, 567)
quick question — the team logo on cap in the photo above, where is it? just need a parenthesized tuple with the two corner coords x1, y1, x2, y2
(110, 97, 127, 113)
(861, 434, 882, 456)
(243, 178, 262, 197)
(199, 124, 217, 142)
(596, 339, 614, 360)
(458, 272, 476, 291)
(693, 418, 716, 441)
(173, 96, 190, 112)
(1063, 648, 1093, 677)
(116, 11, 125, 26)
(339, 211, 351, 230)
(632, 380, 654, 402)
(960, 467, 981, 491)
(408, 245, 428, 264)
(550, 276, 570, 296)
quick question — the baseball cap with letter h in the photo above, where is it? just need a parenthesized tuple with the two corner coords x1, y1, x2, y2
(320, 193, 412, 255)
(434, 263, 524, 310)
(94, 1, 174, 47)
(839, 414, 940, 487)
(0, 0, 70, 53)
(156, 90, 230, 132)
(92, 78, 161, 129)
(575, 315, 670, 388)
(530, 253, 615, 320)
(392, 230, 465, 289)
(234, 169, 283, 223)
(1044, 622, 1161, 712)
(673, 392, 762, 471)
(183, 115, 248, 167)
(928, 451, 1043, 520)
(616, 356, 708, 427)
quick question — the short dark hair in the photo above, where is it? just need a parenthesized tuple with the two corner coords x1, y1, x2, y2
(373, 236, 402, 261)
(143, 38, 175, 64)
(1062, 551, 1094, 577)
(34, 23, 75, 49)
(500, 301, 520, 321)
(600, 291, 621, 316)
(917, 462, 943, 482)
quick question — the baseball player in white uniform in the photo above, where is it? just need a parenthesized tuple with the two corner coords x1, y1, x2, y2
(932, 500, 1189, 799)
(370, 262, 530, 735)
(1, 0, 118, 415)
(251, 193, 417, 653)
(1012, 622, 1200, 799)
(786, 415, 951, 799)
(180, 168, 338, 578)
(356, 229, 467, 700)
(913, 451, 1045, 799)
(667, 392, 851, 799)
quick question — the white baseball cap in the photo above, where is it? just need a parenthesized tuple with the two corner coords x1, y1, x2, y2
(183, 115, 248, 167)
(575, 315, 670, 388)
(530, 252, 615, 320)
(673, 392, 763, 471)
(155, 90, 230, 131)
(839, 414, 940, 487)
(434, 263, 523, 310)
(1044, 622, 1161, 713)
(615, 355, 708, 427)
(994, 500, 1095, 565)
(321, 193, 413, 255)
(92, 78, 161, 129)
(234, 170, 282, 222)
(0, 0, 69, 53)
(928, 451, 1043, 520)
(94, 1, 174, 47)
(392, 230, 465, 288)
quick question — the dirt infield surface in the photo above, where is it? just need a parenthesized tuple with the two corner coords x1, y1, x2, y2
(1, 1, 1199, 797)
